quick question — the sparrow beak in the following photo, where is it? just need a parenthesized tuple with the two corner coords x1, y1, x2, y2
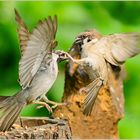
(75, 37, 83, 45)
(54, 50, 68, 62)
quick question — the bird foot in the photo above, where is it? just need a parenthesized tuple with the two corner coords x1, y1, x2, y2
(37, 102, 67, 110)
(57, 51, 76, 62)
(34, 101, 52, 113)
(51, 102, 67, 109)
(42, 96, 68, 108)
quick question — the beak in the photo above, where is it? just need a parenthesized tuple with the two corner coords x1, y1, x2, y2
(75, 37, 83, 45)
(54, 50, 68, 62)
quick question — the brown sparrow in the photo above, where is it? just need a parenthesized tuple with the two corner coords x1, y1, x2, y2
(69, 29, 140, 116)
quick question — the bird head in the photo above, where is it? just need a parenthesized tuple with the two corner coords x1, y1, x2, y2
(73, 29, 102, 53)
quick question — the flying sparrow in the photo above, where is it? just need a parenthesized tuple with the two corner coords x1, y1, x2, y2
(69, 29, 140, 116)
(0, 9, 69, 131)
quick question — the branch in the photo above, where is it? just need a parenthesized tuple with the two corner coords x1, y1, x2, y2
(0, 117, 72, 139)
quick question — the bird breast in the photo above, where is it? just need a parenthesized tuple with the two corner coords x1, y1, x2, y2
(81, 53, 108, 84)
(27, 60, 58, 101)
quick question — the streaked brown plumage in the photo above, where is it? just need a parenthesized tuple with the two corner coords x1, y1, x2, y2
(69, 29, 140, 115)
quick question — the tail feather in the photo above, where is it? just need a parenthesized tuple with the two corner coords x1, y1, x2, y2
(0, 96, 12, 108)
(4, 105, 23, 131)
(83, 78, 103, 116)
(0, 104, 17, 131)
(0, 92, 26, 132)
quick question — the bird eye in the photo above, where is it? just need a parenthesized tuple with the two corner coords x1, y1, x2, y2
(87, 38, 91, 42)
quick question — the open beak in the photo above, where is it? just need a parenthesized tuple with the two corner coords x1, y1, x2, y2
(54, 50, 68, 62)
(75, 37, 83, 45)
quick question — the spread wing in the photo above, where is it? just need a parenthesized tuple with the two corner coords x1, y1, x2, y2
(15, 9, 30, 56)
(19, 16, 58, 88)
(96, 33, 140, 66)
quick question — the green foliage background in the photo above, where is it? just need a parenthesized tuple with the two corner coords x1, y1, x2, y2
(0, 1, 140, 138)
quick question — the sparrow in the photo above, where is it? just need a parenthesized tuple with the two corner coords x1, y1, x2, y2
(0, 9, 69, 131)
(68, 29, 140, 116)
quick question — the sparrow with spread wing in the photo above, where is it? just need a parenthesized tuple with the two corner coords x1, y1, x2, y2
(68, 29, 140, 116)
(0, 10, 68, 131)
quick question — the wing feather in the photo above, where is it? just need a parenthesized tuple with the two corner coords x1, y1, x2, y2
(15, 9, 30, 56)
(96, 33, 140, 65)
(19, 16, 58, 88)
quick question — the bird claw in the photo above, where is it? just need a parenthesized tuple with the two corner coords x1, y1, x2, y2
(60, 51, 75, 62)
(45, 104, 53, 113)
(35, 102, 52, 113)
(55, 50, 80, 64)
(51, 102, 67, 109)
(37, 102, 67, 110)
(51, 104, 57, 109)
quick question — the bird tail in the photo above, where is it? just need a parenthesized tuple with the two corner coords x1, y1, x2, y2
(0, 91, 27, 132)
(82, 78, 103, 116)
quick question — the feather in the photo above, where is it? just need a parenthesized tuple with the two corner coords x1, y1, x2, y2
(15, 9, 30, 56)
(96, 33, 140, 65)
(19, 16, 58, 88)
(0, 92, 26, 131)
(83, 78, 102, 116)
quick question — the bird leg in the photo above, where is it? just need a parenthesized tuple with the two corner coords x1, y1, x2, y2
(33, 101, 52, 112)
(54, 50, 70, 60)
(55, 50, 90, 66)
(72, 59, 86, 65)
(42, 96, 67, 109)
(55, 50, 78, 62)
(65, 53, 93, 67)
